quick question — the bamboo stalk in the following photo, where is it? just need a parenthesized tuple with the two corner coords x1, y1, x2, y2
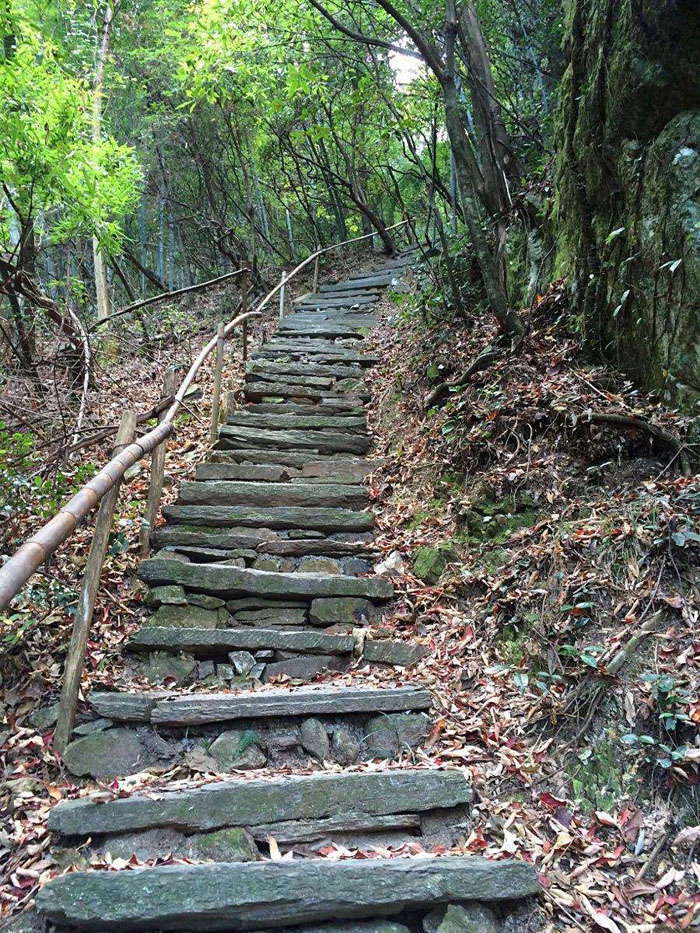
(53, 411, 137, 754)
(138, 369, 177, 556)
(241, 270, 248, 362)
(209, 323, 226, 443)
(312, 255, 320, 294)
(279, 271, 286, 320)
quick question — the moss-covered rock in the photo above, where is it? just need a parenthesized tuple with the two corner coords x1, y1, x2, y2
(186, 827, 259, 862)
(412, 542, 458, 585)
(555, 0, 700, 408)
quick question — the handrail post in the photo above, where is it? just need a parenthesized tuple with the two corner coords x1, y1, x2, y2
(139, 368, 177, 556)
(210, 322, 225, 444)
(54, 410, 137, 754)
(312, 254, 320, 294)
(241, 269, 248, 362)
(279, 271, 286, 320)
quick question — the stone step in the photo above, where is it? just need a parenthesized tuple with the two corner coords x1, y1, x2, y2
(277, 323, 373, 339)
(154, 527, 374, 560)
(177, 480, 366, 509)
(227, 412, 367, 433)
(321, 273, 396, 290)
(162, 503, 373, 532)
(297, 293, 378, 306)
(89, 684, 431, 725)
(211, 449, 371, 468)
(245, 370, 337, 388)
(48, 769, 470, 837)
(196, 458, 378, 483)
(254, 347, 379, 365)
(129, 627, 356, 657)
(244, 382, 370, 403)
(244, 401, 365, 416)
(247, 360, 364, 379)
(139, 558, 393, 601)
(38, 855, 540, 931)
(218, 424, 370, 455)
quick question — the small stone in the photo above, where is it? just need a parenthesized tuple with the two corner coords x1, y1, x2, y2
(262, 655, 347, 682)
(154, 550, 190, 562)
(186, 827, 259, 862)
(252, 556, 281, 571)
(254, 650, 275, 660)
(249, 662, 266, 680)
(363, 640, 427, 667)
(217, 664, 235, 681)
(208, 730, 245, 769)
(187, 594, 225, 609)
(374, 549, 404, 576)
(223, 557, 247, 568)
(331, 727, 360, 764)
(231, 745, 267, 770)
(138, 652, 196, 686)
(309, 597, 374, 626)
(63, 729, 165, 779)
(298, 557, 342, 574)
(72, 717, 113, 736)
(228, 651, 256, 676)
(341, 557, 371, 575)
(28, 702, 60, 731)
(146, 585, 187, 608)
(423, 903, 498, 933)
(197, 660, 216, 678)
(363, 712, 430, 759)
(146, 605, 226, 629)
(300, 718, 330, 760)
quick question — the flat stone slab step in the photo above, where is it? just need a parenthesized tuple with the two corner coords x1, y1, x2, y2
(89, 684, 431, 726)
(227, 413, 367, 433)
(277, 323, 373, 339)
(244, 382, 370, 403)
(48, 769, 470, 837)
(129, 627, 355, 657)
(154, 527, 374, 560)
(254, 347, 379, 365)
(244, 402, 365, 416)
(218, 424, 370, 455)
(297, 293, 378, 306)
(196, 458, 378, 484)
(139, 558, 393, 601)
(211, 449, 371, 468)
(177, 480, 366, 509)
(162, 504, 373, 533)
(38, 855, 540, 931)
(247, 360, 363, 379)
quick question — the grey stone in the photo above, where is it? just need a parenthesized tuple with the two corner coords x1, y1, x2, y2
(300, 718, 330, 760)
(208, 730, 246, 769)
(423, 903, 498, 933)
(249, 662, 266, 679)
(138, 652, 196, 686)
(129, 627, 354, 656)
(62, 728, 171, 779)
(229, 651, 256, 676)
(363, 712, 430, 759)
(48, 770, 472, 837)
(198, 660, 216, 678)
(251, 556, 282, 571)
(186, 827, 259, 862)
(28, 703, 59, 731)
(331, 727, 360, 765)
(231, 608, 308, 625)
(72, 717, 112, 736)
(187, 594, 226, 609)
(91, 685, 432, 727)
(262, 655, 348, 682)
(255, 650, 275, 660)
(309, 597, 374, 625)
(363, 640, 427, 667)
(216, 664, 235, 681)
(298, 557, 342, 574)
(146, 604, 227, 629)
(37, 856, 541, 930)
(219, 423, 370, 455)
(413, 544, 457, 585)
(146, 585, 188, 608)
(163, 504, 373, 534)
(139, 559, 393, 602)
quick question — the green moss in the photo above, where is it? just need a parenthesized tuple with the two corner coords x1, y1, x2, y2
(566, 737, 639, 812)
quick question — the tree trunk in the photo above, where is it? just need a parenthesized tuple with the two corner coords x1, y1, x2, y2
(91, 3, 114, 322)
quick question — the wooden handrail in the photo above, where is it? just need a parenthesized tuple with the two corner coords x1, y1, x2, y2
(0, 220, 409, 609)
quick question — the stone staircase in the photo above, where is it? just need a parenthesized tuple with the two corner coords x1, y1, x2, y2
(37, 251, 541, 932)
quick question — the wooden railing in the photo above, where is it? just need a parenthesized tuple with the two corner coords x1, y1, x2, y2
(0, 220, 410, 750)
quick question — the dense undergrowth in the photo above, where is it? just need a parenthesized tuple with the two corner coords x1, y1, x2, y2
(364, 258, 700, 930)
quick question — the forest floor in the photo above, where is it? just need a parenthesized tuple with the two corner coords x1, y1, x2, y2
(1, 250, 699, 932)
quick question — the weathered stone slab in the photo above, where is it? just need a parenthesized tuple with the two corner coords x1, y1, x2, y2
(247, 370, 336, 387)
(249, 813, 420, 844)
(37, 856, 541, 930)
(62, 728, 173, 779)
(139, 559, 393, 602)
(228, 413, 367, 433)
(147, 684, 430, 726)
(162, 505, 373, 534)
(310, 597, 374, 625)
(363, 640, 427, 667)
(323, 273, 397, 290)
(129, 628, 354, 656)
(246, 401, 364, 416)
(178, 480, 366, 510)
(255, 348, 379, 366)
(278, 323, 373, 339)
(247, 360, 364, 380)
(230, 607, 309, 626)
(296, 293, 377, 306)
(145, 605, 228, 629)
(48, 769, 471, 837)
(245, 382, 369, 402)
(363, 712, 430, 758)
(262, 654, 348, 682)
(196, 462, 291, 482)
(155, 525, 280, 550)
(219, 424, 370, 455)
(212, 449, 367, 467)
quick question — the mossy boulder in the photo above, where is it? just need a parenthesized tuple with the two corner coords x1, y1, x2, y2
(187, 827, 259, 862)
(412, 542, 458, 585)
